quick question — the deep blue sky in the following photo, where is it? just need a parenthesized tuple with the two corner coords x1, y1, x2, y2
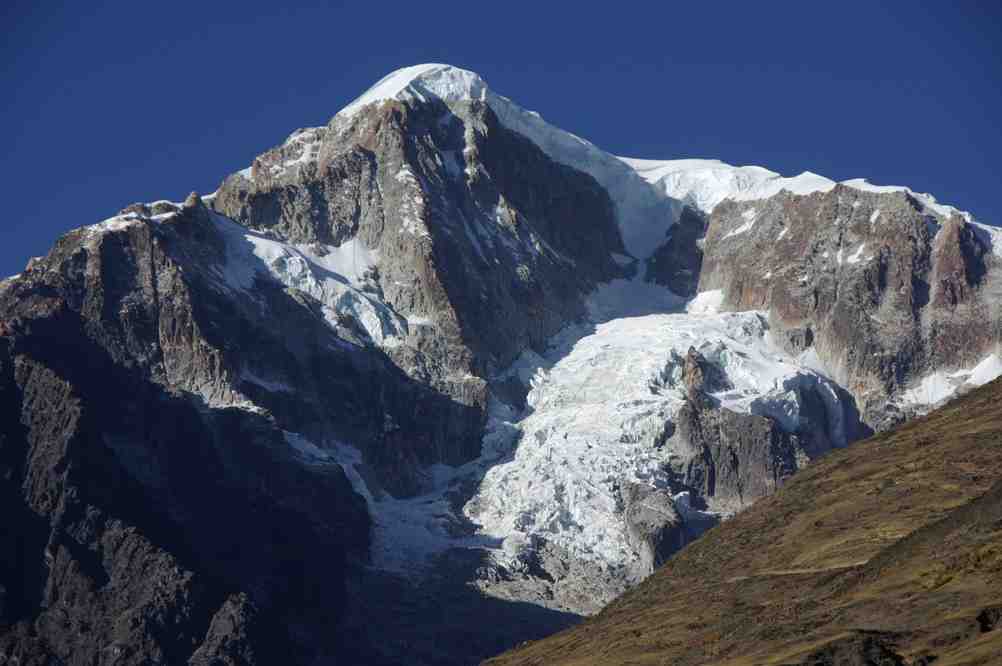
(3, 1, 1000, 277)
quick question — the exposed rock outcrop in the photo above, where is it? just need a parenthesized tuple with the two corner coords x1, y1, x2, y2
(646, 206, 706, 296)
(0, 211, 372, 663)
(679, 345, 731, 397)
(212, 96, 627, 388)
(699, 186, 1002, 426)
(670, 393, 802, 510)
(621, 483, 688, 573)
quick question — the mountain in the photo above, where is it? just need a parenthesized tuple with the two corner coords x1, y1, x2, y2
(1, 63, 1000, 664)
(487, 376, 1002, 666)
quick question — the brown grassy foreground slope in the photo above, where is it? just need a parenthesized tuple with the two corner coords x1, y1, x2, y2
(487, 379, 1002, 665)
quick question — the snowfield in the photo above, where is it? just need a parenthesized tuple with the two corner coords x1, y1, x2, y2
(617, 155, 989, 225)
(211, 215, 408, 348)
(619, 157, 837, 213)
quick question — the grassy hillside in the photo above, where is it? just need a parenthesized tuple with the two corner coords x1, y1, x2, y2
(487, 380, 1002, 665)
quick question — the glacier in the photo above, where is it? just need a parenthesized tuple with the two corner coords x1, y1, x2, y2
(315, 271, 856, 581)
(71, 63, 1002, 611)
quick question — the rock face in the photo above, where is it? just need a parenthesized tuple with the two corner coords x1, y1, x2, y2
(671, 394, 801, 510)
(679, 345, 731, 396)
(646, 206, 707, 297)
(621, 483, 687, 572)
(698, 186, 1002, 425)
(211, 95, 626, 387)
(3, 64, 1002, 665)
(0, 203, 371, 663)
(206, 90, 640, 504)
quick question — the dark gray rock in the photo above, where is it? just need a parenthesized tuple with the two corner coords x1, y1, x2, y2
(0, 207, 384, 664)
(670, 395, 803, 510)
(621, 482, 688, 573)
(646, 206, 706, 297)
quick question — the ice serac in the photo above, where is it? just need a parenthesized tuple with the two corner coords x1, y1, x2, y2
(461, 300, 867, 612)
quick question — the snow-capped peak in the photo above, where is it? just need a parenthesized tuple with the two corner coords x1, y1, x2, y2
(336, 64, 673, 260)
(338, 63, 488, 118)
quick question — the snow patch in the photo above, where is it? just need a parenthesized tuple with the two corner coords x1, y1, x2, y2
(619, 157, 836, 213)
(617, 157, 990, 233)
(723, 208, 759, 239)
(970, 221, 1002, 258)
(267, 127, 323, 178)
(686, 289, 725, 315)
(338, 64, 488, 118)
(284, 431, 333, 463)
(325, 440, 496, 575)
(968, 354, 1002, 387)
(846, 243, 867, 264)
(611, 252, 635, 267)
(80, 213, 144, 239)
(842, 178, 970, 221)
(211, 215, 406, 347)
(897, 353, 1002, 408)
(241, 370, 295, 394)
(585, 273, 685, 322)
